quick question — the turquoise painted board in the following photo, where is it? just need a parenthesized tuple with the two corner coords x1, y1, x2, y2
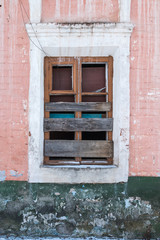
(50, 113, 102, 118)
(82, 113, 102, 118)
(50, 113, 74, 118)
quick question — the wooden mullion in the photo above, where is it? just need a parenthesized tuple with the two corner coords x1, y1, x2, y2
(107, 56, 113, 140)
(107, 56, 113, 164)
(75, 57, 82, 163)
(44, 57, 50, 163)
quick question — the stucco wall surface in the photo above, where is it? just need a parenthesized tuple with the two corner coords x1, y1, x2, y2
(129, 0, 160, 176)
(41, 0, 119, 23)
(0, 0, 29, 181)
(0, 0, 160, 181)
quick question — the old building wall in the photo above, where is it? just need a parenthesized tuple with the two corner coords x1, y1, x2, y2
(130, 0, 160, 176)
(0, 0, 159, 179)
(0, 1, 160, 237)
(0, 0, 159, 180)
(0, 0, 29, 181)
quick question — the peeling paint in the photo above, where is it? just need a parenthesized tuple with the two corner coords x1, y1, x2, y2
(69, 188, 76, 196)
(10, 170, 23, 178)
(0, 178, 160, 238)
(0, 171, 6, 181)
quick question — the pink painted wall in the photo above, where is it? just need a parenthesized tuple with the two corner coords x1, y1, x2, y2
(41, 0, 119, 23)
(0, 0, 160, 180)
(0, 0, 29, 181)
(129, 0, 160, 176)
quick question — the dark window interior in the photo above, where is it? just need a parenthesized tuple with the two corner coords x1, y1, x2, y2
(82, 95, 106, 102)
(50, 95, 74, 102)
(82, 64, 106, 92)
(82, 132, 106, 140)
(52, 66, 72, 90)
(50, 132, 74, 140)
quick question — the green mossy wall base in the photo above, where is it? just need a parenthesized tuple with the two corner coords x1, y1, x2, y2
(0, 177, 160, 239)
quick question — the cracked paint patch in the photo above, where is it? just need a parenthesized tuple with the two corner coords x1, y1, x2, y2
(10, 170, 23, 178)
(0, 171, 6, 181)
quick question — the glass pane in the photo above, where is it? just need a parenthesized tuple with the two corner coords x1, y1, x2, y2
(52, 66, 72, 90)
(82, 95, 106, 102)
(50, 95, 74, 102)
(82, 64, 106, 92)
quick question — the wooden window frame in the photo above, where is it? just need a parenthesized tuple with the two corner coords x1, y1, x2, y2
(44, 56, 113, 166)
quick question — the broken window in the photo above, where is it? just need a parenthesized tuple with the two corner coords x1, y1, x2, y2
(44, 57, 113, 165)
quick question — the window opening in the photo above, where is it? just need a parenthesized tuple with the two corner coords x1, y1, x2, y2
(44, 57, 113, 166)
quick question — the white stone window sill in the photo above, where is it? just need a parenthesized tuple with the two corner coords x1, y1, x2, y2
(41, 165, 117, 169)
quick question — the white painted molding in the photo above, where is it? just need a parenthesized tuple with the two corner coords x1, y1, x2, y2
(26, 23, 134, 36)
(26, 23, 134, 183)
(119, 0, 131, 22)
(29, 0, 42, 23)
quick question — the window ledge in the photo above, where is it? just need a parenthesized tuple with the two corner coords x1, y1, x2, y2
(41, 164, 118, 169)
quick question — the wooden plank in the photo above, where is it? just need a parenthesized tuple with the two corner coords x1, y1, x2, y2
(44, 140, 113, 158)
(44, 118, 113, 132)
(44, 160, 80, 165)
(81, 160, 109, 165)
(45, 159, 109, 165)
(45, 102, 111, 112)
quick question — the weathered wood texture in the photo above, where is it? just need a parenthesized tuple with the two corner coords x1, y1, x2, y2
(46, 159, 109, 165)
(45, 140, 113, 158)
(45, 102, 111, 112)
(44, 118, 113, 132)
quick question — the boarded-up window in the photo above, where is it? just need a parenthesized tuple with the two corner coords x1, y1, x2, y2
(44, 57, 113, 165)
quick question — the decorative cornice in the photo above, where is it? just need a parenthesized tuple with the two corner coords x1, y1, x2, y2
(26, 22, 134, 38)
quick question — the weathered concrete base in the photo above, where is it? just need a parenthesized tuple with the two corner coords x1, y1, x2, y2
(0, 238, 148, 240)
(0, 236, 148, 240)
(0, 177, 160, 239)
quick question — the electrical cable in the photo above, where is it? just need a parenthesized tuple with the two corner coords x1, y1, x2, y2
(18, 0, 50, 57)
